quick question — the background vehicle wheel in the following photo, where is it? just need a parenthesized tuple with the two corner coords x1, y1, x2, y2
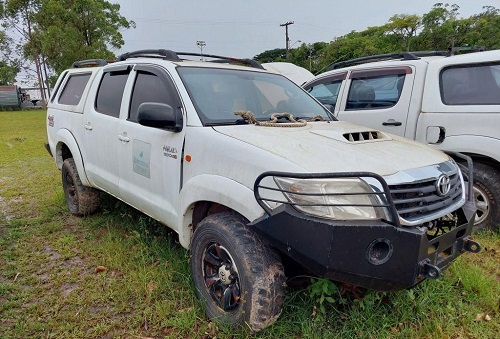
(190, 212, 285, 332)
(472, 163, 500, 231)
(62, 158, 100, 216)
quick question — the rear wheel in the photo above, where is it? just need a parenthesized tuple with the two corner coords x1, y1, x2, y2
(190, 212, 285, 332)
(62, 158, 100, 216)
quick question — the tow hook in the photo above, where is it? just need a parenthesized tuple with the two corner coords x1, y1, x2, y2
(461, 237, 481, 253)
(420, 260, 441, 279)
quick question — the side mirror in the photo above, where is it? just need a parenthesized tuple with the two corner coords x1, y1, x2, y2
(137, 102, 183, 132)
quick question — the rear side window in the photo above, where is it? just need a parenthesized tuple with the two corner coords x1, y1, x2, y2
(58, 73, 91, 105)
(95, 68, 130, 118)
(441, 63, 500, 105)
(346, 73, 405, 110)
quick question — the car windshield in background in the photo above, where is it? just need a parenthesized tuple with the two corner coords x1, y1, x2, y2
(177, 67, 332, 125)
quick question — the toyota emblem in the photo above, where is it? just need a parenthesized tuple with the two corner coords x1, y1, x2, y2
(436, 174, 451, 196)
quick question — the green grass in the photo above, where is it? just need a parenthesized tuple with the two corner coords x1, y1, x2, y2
(0, 110, 499, 338)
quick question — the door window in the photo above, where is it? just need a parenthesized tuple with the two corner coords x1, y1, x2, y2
(95, 68, 130, 118)
(307, 80, 342, 107)
(129, 70, 178, 122)
(346, 74, 405, 110)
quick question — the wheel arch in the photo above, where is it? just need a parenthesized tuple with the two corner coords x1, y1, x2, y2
(55, 129, 90, 186)
(437, 135, 500, 169)
(460, 153, 500, 169)
(178, 174, 264, 248)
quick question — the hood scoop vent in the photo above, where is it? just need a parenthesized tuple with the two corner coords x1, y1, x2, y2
(343, 131, 384, 142)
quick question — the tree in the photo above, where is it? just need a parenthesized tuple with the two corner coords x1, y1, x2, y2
(254, 48, 287, 63)
(0, 59, 18, 84)
(253, 3, 500, 75)
(0, 29, 20, 83)
(0, 0, 135, 98)
(320, 26, 393, 69)
(463, 6, 500, 50)
(385, 14, 421, 51)
(1, 0, 46, 103)
(34, 0, 135, 75)
(419, 3, 463, 50)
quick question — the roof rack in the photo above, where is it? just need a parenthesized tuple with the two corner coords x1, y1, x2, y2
(447, 45, 485, 56)
(326, 46, 486, 71)
(116, 49, 264, 69)
(72, 59, 108, 68)
(117, 49, 181, 62)
(326, 51, 447, 71)
(176, 52, 265, 69)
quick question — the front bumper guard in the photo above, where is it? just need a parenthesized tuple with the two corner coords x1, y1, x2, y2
(251, 169, 479, 291)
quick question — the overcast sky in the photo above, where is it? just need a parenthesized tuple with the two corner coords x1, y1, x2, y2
(115, 0, 500, 59)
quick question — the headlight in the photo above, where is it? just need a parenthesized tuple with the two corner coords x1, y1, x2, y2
(273, 177, 388, 220)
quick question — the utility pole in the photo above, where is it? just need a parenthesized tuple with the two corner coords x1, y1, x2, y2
(280, 21, 294, 58)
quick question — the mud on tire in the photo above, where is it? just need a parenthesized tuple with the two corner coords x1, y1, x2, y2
(190, 212, 285, 332)
(62, 158, 100, 216)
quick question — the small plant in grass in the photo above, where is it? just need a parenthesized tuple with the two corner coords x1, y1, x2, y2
(308, 277, 339, 316)
(353, 290, 386, 310)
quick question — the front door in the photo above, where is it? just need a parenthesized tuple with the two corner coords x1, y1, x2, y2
(117, 65, 185, 229)
(336, 67, 413, 136)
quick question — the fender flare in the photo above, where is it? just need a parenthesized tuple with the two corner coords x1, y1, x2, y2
(436, 135, 500, 165)
(55, 129, 91, 186)
(178, 174, 264, 248)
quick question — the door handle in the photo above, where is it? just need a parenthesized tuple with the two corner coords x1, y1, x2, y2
(84, 122, 93, 130)
(382, 120, 402, 126)
(118, 134, 130, 142)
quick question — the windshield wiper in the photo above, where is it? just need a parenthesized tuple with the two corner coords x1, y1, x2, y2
(204, 119, 250, 127)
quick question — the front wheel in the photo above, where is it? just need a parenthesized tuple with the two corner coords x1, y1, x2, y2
(190, 212, 285, 332)
(472, 163, 500, 231)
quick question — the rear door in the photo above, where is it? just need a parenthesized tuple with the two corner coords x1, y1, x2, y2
(82, 65, 132, 195)
(117, 64, 185, 228)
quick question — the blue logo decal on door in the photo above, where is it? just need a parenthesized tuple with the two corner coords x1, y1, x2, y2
(133, 140, 151, 178)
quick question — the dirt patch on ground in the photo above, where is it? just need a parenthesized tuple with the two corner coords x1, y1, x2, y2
(0, 195, 15, 223)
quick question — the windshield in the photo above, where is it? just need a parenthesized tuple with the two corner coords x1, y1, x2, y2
(177, 67, 332, 125)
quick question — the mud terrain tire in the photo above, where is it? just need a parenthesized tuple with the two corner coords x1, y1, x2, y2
(473, 163, 500, 231)
(62, 158, 100, 216)
(190, 212, 285, 332)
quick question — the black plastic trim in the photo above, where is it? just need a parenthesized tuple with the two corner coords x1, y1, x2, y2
(117, 49, 181, 61)
(44, 142, 53, 157)
(250, 202, 475, 291)
(72, 59, 108, 68)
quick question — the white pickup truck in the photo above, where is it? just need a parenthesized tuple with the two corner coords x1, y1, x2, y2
(304, 49, 500, 231)
(45, 50, 479, 331)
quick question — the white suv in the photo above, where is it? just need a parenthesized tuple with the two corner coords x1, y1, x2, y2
(45, 50, 480, 331)
(304, 49, 500, 231)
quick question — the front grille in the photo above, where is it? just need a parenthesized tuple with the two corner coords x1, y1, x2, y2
(389, 173, 462, 222)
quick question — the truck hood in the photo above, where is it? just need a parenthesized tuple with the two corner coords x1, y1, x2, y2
(213, 121, 449, 177)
